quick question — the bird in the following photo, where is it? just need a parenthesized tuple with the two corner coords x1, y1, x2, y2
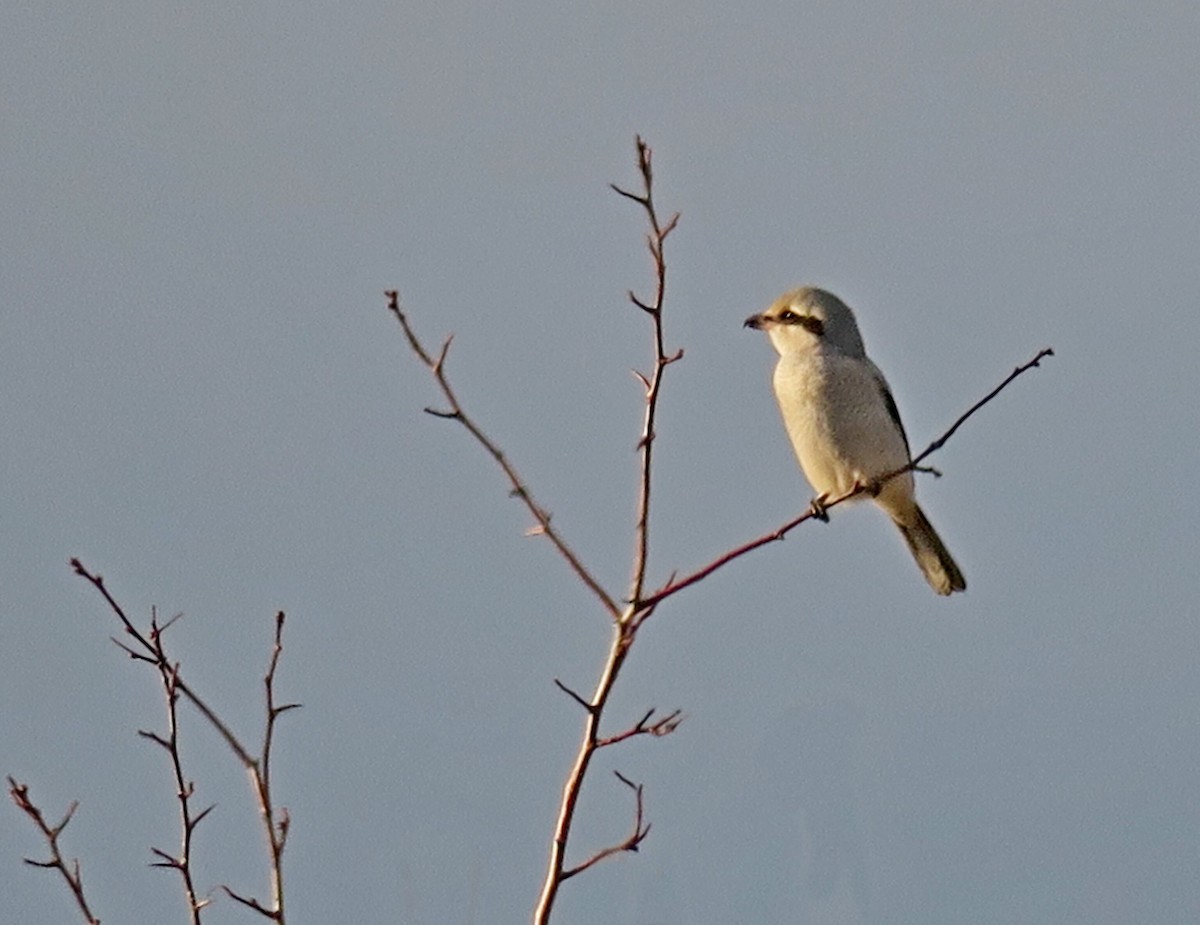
(745, 287, 966, 595)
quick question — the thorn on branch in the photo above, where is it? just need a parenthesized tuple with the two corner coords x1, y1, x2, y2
(137, 728, 172, 749)
(157, 611, 185, 633)
(914, 463, 943, 478)
(434, 334, 454, 373)
(221, 884, 275, 918)
(110, 636, 152, 661)
(609, 182, 648, 205)
(150, 846, 183, 869)
(628, 290, 655, 313)
(553, 678, 594, 713)
(193, 803, 216, 826)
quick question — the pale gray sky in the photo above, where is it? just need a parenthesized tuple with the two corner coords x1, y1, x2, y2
(3, 2, 1198, 923)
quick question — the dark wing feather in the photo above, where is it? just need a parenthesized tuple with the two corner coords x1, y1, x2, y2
(875, 374, 911, 459)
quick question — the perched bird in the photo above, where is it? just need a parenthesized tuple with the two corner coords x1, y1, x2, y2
(745, 287, 966, 595)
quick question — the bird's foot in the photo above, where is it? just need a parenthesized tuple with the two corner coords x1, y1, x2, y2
(808, 494, 831, 522)
(853, 477, 881, 498)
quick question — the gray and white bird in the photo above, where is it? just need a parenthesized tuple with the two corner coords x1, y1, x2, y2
(745, 287, 966, 595)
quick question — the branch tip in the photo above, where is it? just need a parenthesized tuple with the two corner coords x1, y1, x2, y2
(553, 678, 593, 712)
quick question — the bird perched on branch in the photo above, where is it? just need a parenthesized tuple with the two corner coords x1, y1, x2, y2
(745, 287, 966, 595)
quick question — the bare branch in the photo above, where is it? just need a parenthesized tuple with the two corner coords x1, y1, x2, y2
(221, 884, 279, 920)
(69, 564, 297, 924)
(912, 348, 1054, 466)
(251, 611, 293, 918)
(596, 708, 684, 748)
(624, 135, 681, 611)
(533, 135, 678, 924)
(7, 778, 101, 925)
(636, 347, 1055, 610)
(139, 618, 205, 924)
(73, 560, 255, 769)
(385, 292, 621, 620)
(553, 678, 594, 713)
(560, 771, 651, 880)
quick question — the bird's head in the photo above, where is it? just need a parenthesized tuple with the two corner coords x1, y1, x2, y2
(744, 287, 866, 359)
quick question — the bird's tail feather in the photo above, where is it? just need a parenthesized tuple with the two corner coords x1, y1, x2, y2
(893, 505, 966, 596)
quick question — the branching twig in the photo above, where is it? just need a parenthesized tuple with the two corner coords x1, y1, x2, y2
(384, 293, 621, 621)
(388, 139, 685, 924)
(7, 778, 101, 925)
(389, 133, 1052, 925)
(559, 771, 651, 880)
(68, 561, 296, 924)
(140, 623, 213, 924)
(596, 708, 684, 748)
(70, 559, 255, 769)
(530, 138, 683, 925)
(252, 611, 298, 921)
(635, 347, 1055, 610)
(615, 136, 682, 610)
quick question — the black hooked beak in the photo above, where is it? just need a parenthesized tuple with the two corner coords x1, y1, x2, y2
(744, 313, 767, 330)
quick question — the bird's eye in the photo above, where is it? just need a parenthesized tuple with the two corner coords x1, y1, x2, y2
(779, 310, 824, 336)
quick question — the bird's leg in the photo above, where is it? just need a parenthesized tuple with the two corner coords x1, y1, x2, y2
(854, 477, 881, 497)
(808, 493, 831, 522)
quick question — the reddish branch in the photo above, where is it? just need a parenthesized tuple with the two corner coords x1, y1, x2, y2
(388, 137, 685, 924)
(635, 347, 1056, 611)
(389, 135, 1053, 925)
(7, 778, 101, 925)
(560, 771, 651, 880)
(385, 295, 621, 621)
(613, 137, 683, 606)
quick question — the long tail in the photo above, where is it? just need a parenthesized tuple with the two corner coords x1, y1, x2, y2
(893, 505, 966, 596)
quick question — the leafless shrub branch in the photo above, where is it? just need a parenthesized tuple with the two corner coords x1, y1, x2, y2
(559, 770, 651, 880)
(385, 293, 621, 620)
(6, 778, 101, 925)
(51, 560, 297, 923)
(388, 136, 1052, 924)
(137, 625, 211, 924)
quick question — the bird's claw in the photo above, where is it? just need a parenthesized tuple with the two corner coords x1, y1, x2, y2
(808, 495, 830, 522)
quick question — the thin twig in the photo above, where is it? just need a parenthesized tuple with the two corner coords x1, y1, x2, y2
(140, 623, 209, 924)
(253, 612, 296, 921)
(385, 293, 621, 621)
(616, 136, 683, 612)
(595, 708, 684, 748)
(531, 136, 682, 925)
(636, 347, 1055, 610)
(559, 770, 651, 880)
(7, 778, 101, 925)
(71, 560, 255, 769)
(553, 678, 594, 713)
(69, 562, 297, 923)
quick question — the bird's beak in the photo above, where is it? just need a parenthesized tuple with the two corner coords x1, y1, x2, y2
(744, 313, 766, 330)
